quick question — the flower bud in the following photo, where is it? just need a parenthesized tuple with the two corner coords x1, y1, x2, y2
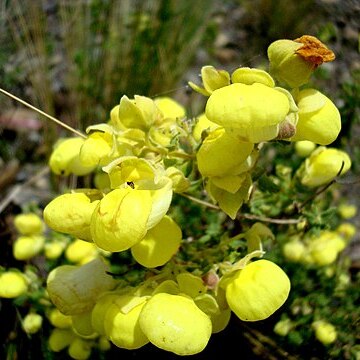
(312, 320, 337, 345)
(283, 240, 306, 262)
(13, 235, 45, 260)
(268, 35, 335, 88)
(295, 140, 316, 157)
(22, 313, 43, 334)
(48, 308, 73, 329)
(0, 271, 28, 298)
(338, 204, 357, 219)
(300, 147, 351, 187)
(274, 318, 293, 336)
(65, 239, 99, 265)
(165, 167, 190, 193)
(14, 213, 44, 235)
(192, 113, 219, 142)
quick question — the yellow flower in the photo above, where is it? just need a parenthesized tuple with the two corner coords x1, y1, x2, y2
(48, 328, 75, 352)
(0, 271, 28, 298)
(308, 231, 346, 266)
(338, 204, 357, 219)
(294, 140, 316, 157)
(14, 213, 44, 235)
(312, 320, 337, 345)
(65, 239, 99, 265)
(225, 259, 290, 321)
(43, 192, 100, 242)
(205, 83, 290, 143)
(274, 318, 293, 336)
(290, 89, 341, 145)
(165, 167, 191, 193)
(282, 240, 306, 262)
(22, 313, 43, 334)
(104, 294, 149, 350)
(192, 113, 219, 142)
(139, 293, 212, 355)
(48, 308, 73, 329)
(44, 241, 67, 260)
(154, 97, 186, 119)
(196, 127, 254, 177)
(131, 215, 182, 268)
(68, 337, 92, 360)
(49, 137, 95, 176)
(79, 124, 115, 167)
(13, 235, 45, 260)
(300, 147, 351, 187)
(267, 35, 335, 88)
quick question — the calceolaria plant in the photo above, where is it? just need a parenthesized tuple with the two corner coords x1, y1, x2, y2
(6, 35, 353, 358)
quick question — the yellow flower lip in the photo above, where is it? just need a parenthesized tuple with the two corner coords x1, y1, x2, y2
(225, 259, 290, 321)
(205, 83, 290, 142)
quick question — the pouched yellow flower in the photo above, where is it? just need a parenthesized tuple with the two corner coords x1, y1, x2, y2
(117, 95, 162, 131)
(65, 239, 99, 264)
(300, 147, 351, 187)
(0, 271, 28, 298)
(225, 259, 290, 321)
(192, 113, 219, 142)
(308, 231, 346, 266)
(48, 308, 73, 329)
(22, 313, 43, 334)
(336, 222, 356, 240)
(91, 161, 173, 252)
(205, 83, 290, 143)
(44, 192, 100, 242)
(282, 240, 306, 262)
(154, 97, 186, 119)
(68, 337, 92, 360)
(131, 215, 182, 268)
(104, 294, 149, 350)
(46, 258, 117, 315)
(196, 127, 254, 177)
(13, 235, 45, 260)
(312, 320, 337, 345)
(267, 36, 335, 88)
(188, 65, 230, 96)
(294, 140, 316, 157)
(79, 124, 115, 167)
(338, 204, 357, 219)
(44, 241, 67, 260)
(49, 137, 95, 176)
(14, 213, 44, 235)
(273, 318, 293, 336)
(139, 293, 212, 355)
(290, 89, 341, 145)
(48, 328, 75, 352)
(90, 188, 152, 252)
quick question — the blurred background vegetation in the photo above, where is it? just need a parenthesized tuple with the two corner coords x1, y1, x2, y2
(0, 0, 359, 359)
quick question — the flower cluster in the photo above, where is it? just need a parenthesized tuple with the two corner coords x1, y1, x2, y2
(19, 35, 352, 357)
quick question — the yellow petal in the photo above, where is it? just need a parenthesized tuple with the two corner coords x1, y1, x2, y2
(225, 259, 290, 321)
(231, 67, 275, 87)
